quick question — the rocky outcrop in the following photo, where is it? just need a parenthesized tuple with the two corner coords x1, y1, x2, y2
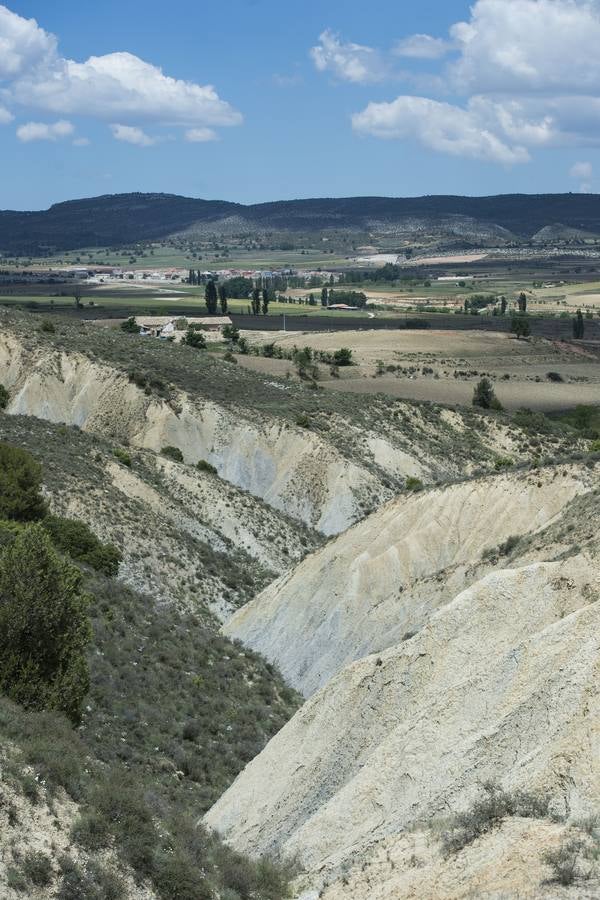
(0, 333, 382, 533)
(224, 466, 592, 695)
(206, 553, 600, 886)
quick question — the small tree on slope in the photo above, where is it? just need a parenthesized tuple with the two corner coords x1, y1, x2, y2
(0, 525, 91, 722)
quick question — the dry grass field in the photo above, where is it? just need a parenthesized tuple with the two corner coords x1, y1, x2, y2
(238, 328, 600, 411)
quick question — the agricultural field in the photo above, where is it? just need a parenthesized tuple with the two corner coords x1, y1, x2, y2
(237, 327, 600, 412)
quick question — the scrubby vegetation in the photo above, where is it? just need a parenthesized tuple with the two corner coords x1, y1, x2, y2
(440, 782, 554, 856)
(0, 438, 301, 898)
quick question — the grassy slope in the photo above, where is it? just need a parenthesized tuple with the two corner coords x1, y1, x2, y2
(0, 423, 302, 898)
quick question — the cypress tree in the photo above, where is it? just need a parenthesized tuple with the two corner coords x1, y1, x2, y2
(205, 280, 218, 315)
(218, 284, 228, 315)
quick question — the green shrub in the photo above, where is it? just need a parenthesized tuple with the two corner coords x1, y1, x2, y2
(405, 477, 424, 492)
(22, 851, 53, 886)
(120, 317, 140, 334)
(494, 456, 514, 470)
(183, 328, 207, 350)
(57, 856, 126, 900)
(333, 347, 353, 366)
(42, 515, 121, 577)
(112, 447, 132, 468)
(196, 460, 218, 476)
(71, 810, 112, 851)
(590, 440, 600, 454)
(41, 320, 56, 334)
(0, 384, 9, 410)
(543, 838, 587, 885)
(0, 443, 47, 522)
(162, 446, 184, 462)
(295, 414, 311, 429)
(498, 534, 521, 556)
(6, 866, 28, 892)
(0, 525, 91, 722)
(473, 378, 503, 411)
(152, 852, 214, 900)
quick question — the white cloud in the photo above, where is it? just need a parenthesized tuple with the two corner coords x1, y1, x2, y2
(0, 5, 55, 78)
(352, 95, 529, 164)
(16, 119, 74, 142)
(0, 105, 13, 123)
(340, 1, 600, 163)
(310, 29, 386, 84)
(73, 136, 90, 147)
(111, 124, 156, 146)
(450, 0, 600, 95)
(0, 4, 242, 140)
(570, 160, 593, 179)
(579, 181, 593, 193)
(394, 34, 452, 60)
(185, 127, 218, 142)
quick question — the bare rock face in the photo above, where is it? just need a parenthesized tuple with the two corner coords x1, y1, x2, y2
(206, 553, 600, 886)
(319, 819, 600, 900)
(0, 334, 385, 534)
(223, 466, 592, 695)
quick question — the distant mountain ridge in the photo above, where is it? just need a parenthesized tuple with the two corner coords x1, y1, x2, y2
(1, 191, 600, 252)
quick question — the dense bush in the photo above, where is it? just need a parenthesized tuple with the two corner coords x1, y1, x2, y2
(473, 378, 502, 411)
(0, 384, 9, 410)
(0, 525, 91, 722)
(0, 442, 47, 521)
(196, 459, 218, 475)
(112, 447, 132, 467)
(42, 515, 122, 577)
(120, 316, 140, 334)
(162, 445, 184, 462)
(21, 851, 53, 887)
(183, 328, 207, 349)
(333, 347, 353, 367)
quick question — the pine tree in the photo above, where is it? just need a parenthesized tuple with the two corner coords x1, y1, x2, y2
(573, 309, 585, 339)
(518, 292, 528, 313)
(321, 287, 328, 307)
(251, 288, 261, 316)
(262, 288, 269, 315)
(0, 443, 47, 522)
(0, 525, 91, 722)
(205, 280, 218, 315)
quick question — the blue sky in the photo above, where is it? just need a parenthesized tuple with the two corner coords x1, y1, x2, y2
(1, 0, 600, 209)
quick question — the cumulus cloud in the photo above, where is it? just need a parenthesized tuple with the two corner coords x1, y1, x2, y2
(185, 127, 218, 142)
(336, 0, 600, 163)
(72, 136, 90, 147)
(310, 30, 386, 84)
(111, 124, 156, 147)
(352, 96, 529, 164)
(0, 4, 242, 142)
(0, 105, 13, 123)
(394, 34, 452, 60)
(16, 119, 74, 142)
(0, 5, 55, 78)
(449, 0, 600, 95)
